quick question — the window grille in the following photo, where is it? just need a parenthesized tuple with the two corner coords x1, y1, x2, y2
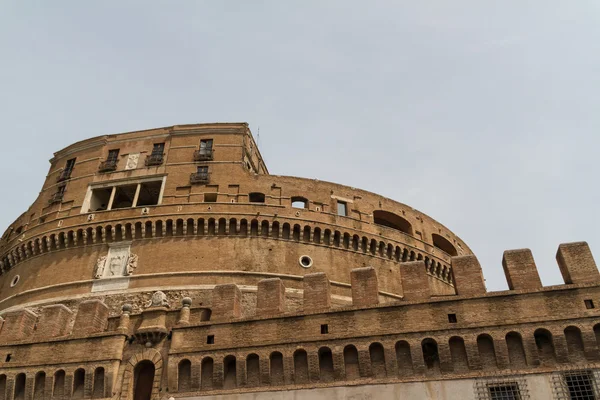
(553, 370, 600, 400)
(475, 377, 529, 400)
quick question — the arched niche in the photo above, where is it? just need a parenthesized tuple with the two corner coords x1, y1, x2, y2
(432, 233, 458, 256)
(373, 210, 413, 235)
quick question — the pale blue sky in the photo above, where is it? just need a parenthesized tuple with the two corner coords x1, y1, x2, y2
(0, 2, 598, 290)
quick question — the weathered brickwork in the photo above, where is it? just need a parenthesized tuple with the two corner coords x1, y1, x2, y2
(0, 123, 598, 400)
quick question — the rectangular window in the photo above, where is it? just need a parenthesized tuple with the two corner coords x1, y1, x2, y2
(321, 324, 329, 334)
(198, 166, 208, 174)
(136, 181, 162, 207)
(585, 300, 595, 309)
(151, 143, 165, 156)
(566, 372, 596, 400)
(111, 184, 138, 210)
(85, 179, 164, 212)
(195, 139, 214, 161)
(58, 158, 76, 182)
(89, 187, 113, 212)
(107, 149, 120, 162)
(200, 139, 213, 150)
(204, 193, 218, 202)
(489, 384, 521, 400)
(448, 313, 457, 323)
(207, 335, 214, 344)
(337, 201, 347, 216)
(475, 378, 528, 400)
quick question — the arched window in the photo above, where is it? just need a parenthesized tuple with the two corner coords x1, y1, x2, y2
(246, 354, 260, 387)
(432, 234, 458, 256)
(373, 210, 413, 235)
(421, 339, 440, 372)
(14, 374, 25, 400)
(293, 350, 309, 384)
(73, 369, 85, 399)
(223, 356, 237, 389)
(249, 192, 265, 203)
(477, 334, 497, 370)
(133, 361, 155, 400)
(34, 372, 46, 400)
(534, 328, 556, 364)
(564, 326, 585, 361)
(270, 352, 284, 386)
(200, 358, 213, 390)
(291, 197, 308, 209)
(505, 332, 527, 368)
(53, 370, 65, 399)
(449, 337, 468, 371)
(92, 368, 104, 399)
(178, 360, 192, 392)
(0, 374, 6, 400)
(344, 345, 360, 380)
(369, 343, 386, 378)
(318, 347, 334, 382)
(395, 341, 413, 376)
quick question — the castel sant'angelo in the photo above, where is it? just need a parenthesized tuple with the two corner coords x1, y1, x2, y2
(0, 123, 598, 400)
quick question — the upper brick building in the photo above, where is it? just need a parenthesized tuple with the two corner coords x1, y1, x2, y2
(0, 123, 598, 400)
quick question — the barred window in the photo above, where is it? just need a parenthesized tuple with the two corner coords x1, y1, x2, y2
(475, 377, 529, 400)
(553, 370, 600, 400)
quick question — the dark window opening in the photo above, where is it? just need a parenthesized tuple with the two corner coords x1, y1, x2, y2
(566, 372, 596, 400)
(249, 192, 265, 203)
(146, 143, 165, 166)
(585, 300, 595, 309)
(100, 149, 120, 172)
(112, 184, 138, 210)
(448, 313, 457, 323)
(195, 139, 214, 161)
(207, 335, 214, 344)
(89, 187, 112, 212)
(5, 354, 11, 362)
(488, 384, 521, 400)
(191, 166, 210, 184)
(151, 143, 165, 156)
(373, 210, 413, 235)
(204, 193, 218, 202)
(58, 158, 76, 181)
(50, 185, 66, 204)
(136, 181, 162, 207)
(337, 201, 347, 216)
(321, 324, 329, 334)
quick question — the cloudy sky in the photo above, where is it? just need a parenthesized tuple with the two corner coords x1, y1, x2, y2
(0, 2, 598, 290)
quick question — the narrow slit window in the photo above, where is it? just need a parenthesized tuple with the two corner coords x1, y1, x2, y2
(448, 313, 457, 323)
(207, 335, 215, 344)
(585, 299, 595, 309)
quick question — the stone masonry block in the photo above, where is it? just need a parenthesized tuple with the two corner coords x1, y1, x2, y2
(35, 304, 73, 338)
(212, 284, 242, 320)
(451, 255, 487, 296)
(0, 309, 37, 343)
(73, 299, 109, 335)
(303, 272, 331, 311)
(556, 242, 600, 285)
(502, 249, 542, 290)
(256, 278, 286, 315)
(400, 261, 430, 301)
(351, 267, 378, 307)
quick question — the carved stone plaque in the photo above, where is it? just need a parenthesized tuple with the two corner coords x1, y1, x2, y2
(93, 242, 137, 279)
(125, 153, 140, 170)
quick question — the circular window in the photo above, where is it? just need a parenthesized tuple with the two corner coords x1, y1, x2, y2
(299, 255, 313, 269)
(10, 275, 20, 287)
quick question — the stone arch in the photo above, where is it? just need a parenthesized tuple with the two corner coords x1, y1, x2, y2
(0, 374, 6, 400)
(421, 338, 440, 372)
(342, 233, 350, 249)
(73, 368, 85, 399)
(293, 349, 309, 384)
(261, 220, 269, 237)
(432, 234, 457, 256)
(269, 351, 284, 386)
(92, 367, 105, 399)
(14, 373, 25, 400)
(395, 341, 413, 376)
(302, 226, 311, 242)
(505, 331, 527, 368)
(373, 210, 413, 235)
(200, 357, 213, 390)
(271, 221, 280, 238)
(53, 370, 65, 399)
(177, 359, 192, 392)
(369, 342, 386, 378)
(564, 326, 585, 361)
(246, 354, 260, 387)
(282, 223, 291, 240)
(534, 328, 556, 365)
(223, 355, 237, 389)
(343, 345, 360, 380)
(120, 348, 162, 400)
(33, 372, 45, 400)
(477, 334, 497, 370)
(352, 235, 360, 251)
(313, 227, 322, 244)
(323, 229, 331, 246)
(318, 347, 334, 382)
(449, 336, 468, 371)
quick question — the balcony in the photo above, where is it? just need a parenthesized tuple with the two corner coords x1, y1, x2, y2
(190, 172, 210, 184)
(98, 159, 118, 173)
(48, 191, 64, 204)
(56, 170, 72, 182)
(145, 153, 164, 167)
(193, 148, 213, 161)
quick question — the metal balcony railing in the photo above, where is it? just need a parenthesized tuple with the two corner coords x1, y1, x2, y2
(98, 159, 118, 173)
(145, 153, 164, 166)
(193, 148, 214, 161)
(190, 172, 210, 184)
(49, 191, 65, 204)
(57, 169, 72, 182)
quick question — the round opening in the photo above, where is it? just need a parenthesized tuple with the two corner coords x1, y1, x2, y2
(10, 275, 20, 287)
(299, 256, 313, 269)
